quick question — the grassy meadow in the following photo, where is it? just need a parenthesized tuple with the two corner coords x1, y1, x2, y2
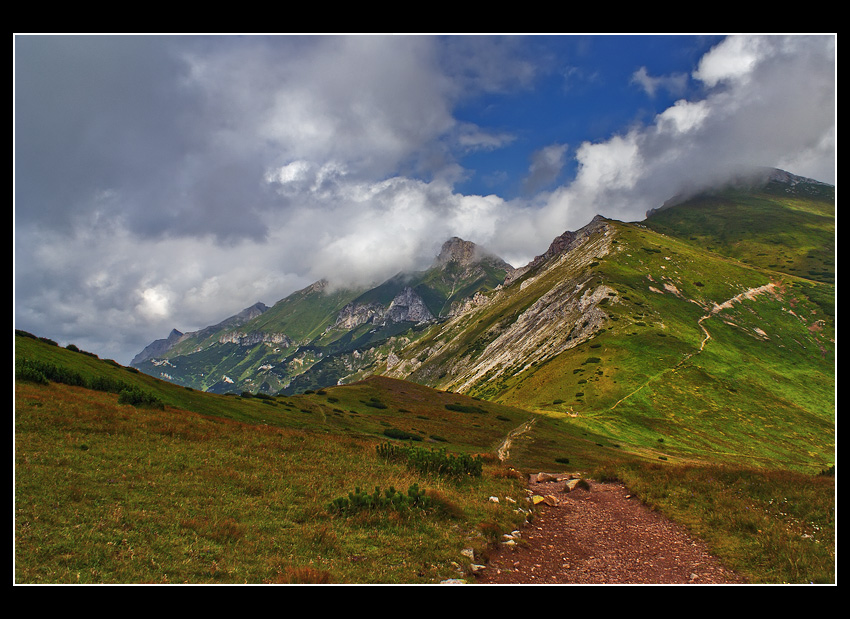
(15, 329, 834, 584)
(15, 333, 534, 584)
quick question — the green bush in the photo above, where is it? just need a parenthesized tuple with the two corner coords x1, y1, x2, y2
(444, 403, 487, 414)
(118, 387, 165, 410)
(377, 442, 483, 478)
(328, 483, 434, 515)
(15, 363, 48, 385)
(16, 358, 85, 387)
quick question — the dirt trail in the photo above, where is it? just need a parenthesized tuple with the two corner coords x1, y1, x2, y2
(497, 419, 536, 462)
(609, 282, 777, 412)
(476, 477, 745, 585)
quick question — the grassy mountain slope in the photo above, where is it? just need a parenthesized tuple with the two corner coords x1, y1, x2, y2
(644, 182, 835, 284)
(381, 194, 834, 475)
(14, 330, 835, 583)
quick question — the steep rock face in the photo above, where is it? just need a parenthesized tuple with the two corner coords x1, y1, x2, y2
(384, 287, 434, 324)
(218, 331, 293, 347)
(334, 301, 387, 329)
(331, 286, 434, 331)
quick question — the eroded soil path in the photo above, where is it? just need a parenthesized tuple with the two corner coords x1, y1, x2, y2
(476, 477, 746, 585)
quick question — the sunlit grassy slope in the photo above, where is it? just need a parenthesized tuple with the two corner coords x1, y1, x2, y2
(381, 187, 834, 476)
(499, 222, 834, 472)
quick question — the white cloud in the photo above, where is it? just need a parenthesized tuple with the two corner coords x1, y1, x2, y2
(631, 66, 688, 97)
(693, 35, 770, 87)
(656, 99, 710, 134)
(139, 286, 171, 320)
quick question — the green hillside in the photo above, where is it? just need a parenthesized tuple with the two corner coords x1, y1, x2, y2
(644, 184, 835, 284)
(384, 212, 834, 475)
(14, 330, 835, 583)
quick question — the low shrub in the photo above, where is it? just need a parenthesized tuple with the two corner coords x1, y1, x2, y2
(382, 428, 422, 441)
(445, 403, 487, 415)
(328, 483, 434, 515)
(118, 386, 165, 410)
(377, 442, 483, 478)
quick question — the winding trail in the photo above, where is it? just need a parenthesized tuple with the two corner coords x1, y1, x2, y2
(497, 419, 537, 463)
(608, 282, 777, 412)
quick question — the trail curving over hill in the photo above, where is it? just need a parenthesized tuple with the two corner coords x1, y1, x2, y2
(608, 282, 778, 412)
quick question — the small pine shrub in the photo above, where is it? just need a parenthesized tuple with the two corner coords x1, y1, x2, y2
(444, 403, 487, 414)
(382, 428, 422, 441)
(118, 387, 165, 410)
(376, 442, 483, 478)
(328, 483, 434, 515)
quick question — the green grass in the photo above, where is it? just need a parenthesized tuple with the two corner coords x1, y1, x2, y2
(14, 335, 532, 584)
(14, 332, 835, 583)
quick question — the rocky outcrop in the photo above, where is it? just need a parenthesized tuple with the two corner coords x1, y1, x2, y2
(434, 237, 482, 268)
(384, 287, 434, 324)
(505, 215, 607, 285)
(334, 301, 387, 329)
(332, 287, 433, 330)
(218, 331, 293, 347)
(432, 237, 516, 280)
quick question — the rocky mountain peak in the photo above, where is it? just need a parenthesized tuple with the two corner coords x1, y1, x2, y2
(434, 237, 481, 268)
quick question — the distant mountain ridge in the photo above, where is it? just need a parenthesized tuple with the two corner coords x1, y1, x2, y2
(647, 167, 833, 217)
(131, 237, 512, 394)
(131, 166, 833, 410)
(131, 302, 270, 366)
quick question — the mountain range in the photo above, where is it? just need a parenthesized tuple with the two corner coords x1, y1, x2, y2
(131, 166, 834, 468)
(17, 165, 836, 584)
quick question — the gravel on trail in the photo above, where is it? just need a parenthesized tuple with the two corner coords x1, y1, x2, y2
(475, 477, 746, 585)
